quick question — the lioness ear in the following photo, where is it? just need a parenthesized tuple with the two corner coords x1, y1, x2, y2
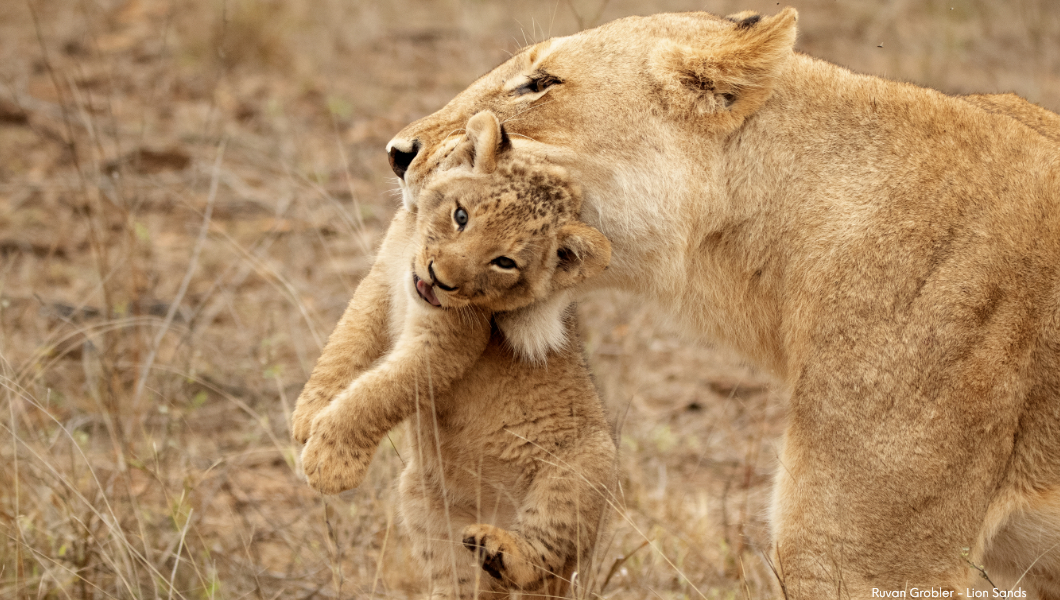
(650, 7, 797, 126)
(551, 222, 611, 291)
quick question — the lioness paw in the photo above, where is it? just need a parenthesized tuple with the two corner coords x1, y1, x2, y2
(461, 524, 539, 588)
(299, 413, 373, 494)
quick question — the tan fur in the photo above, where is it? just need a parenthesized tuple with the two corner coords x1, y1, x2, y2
(961, 93, 1060, 144)
(382, 8, 1060, 599)
(293, 112, 617, 598)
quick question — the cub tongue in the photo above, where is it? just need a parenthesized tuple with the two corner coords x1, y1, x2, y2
(416, 279, 441, 306)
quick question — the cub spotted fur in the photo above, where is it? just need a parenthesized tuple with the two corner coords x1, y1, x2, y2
(293, 112, 617, 599)
(382, 8, 1060, 599)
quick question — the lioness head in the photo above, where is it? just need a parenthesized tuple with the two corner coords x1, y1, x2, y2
(410, 111, 611, 314)
(386, 8, 798, 212)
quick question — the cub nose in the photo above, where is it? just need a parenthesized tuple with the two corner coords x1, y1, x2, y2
(386, 139, 420, 179)
(428, 261, 458, 292)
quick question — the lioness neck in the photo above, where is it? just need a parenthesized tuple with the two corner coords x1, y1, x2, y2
(635, 53, 1060, 383)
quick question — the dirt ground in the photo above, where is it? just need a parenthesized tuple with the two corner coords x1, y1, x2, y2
(1, 0, 1057, 598)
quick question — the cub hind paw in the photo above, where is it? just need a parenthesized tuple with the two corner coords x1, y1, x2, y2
(462, 524, 508, 581)
(461, 524, 539, 588)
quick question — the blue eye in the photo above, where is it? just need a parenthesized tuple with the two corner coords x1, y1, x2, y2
(454, 208, 468, 227)
(491, 256, 517, 269)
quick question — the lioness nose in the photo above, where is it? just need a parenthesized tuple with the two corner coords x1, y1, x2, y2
(386, 139, 420, 179)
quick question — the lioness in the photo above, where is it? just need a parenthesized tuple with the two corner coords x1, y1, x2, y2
(293, 112, 617, 599)
(363, 8, 1060, 600)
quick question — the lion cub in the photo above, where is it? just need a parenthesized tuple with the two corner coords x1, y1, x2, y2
(293, 111, 617, 599)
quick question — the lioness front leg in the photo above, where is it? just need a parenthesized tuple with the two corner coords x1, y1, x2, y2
(301, 304, 492, 494)
(292, 211, 413, 443)
(463, 429, 616, 597)
(770, 381, 1017, 599)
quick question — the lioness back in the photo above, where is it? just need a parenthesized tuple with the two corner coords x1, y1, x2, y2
(961, 92, 1060, 143)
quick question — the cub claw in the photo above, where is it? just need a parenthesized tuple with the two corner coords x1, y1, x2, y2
(461, 523, 558, 591)
(463, 531, 505, 580)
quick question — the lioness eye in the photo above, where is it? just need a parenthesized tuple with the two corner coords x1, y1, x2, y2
(513, 73, 563, 96)
(491, 256, 517, 269)
(454, 207, 468, 228)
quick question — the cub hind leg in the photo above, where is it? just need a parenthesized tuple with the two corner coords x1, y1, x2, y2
(462, 429, 617, 598)
(399, 464, 508, 600)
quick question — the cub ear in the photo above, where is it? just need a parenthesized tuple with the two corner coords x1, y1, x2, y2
(551, 222, 611, 291)
(649, 7, 797, 127)
(440, 111, 510, 174)
(465, 111, 510, 174)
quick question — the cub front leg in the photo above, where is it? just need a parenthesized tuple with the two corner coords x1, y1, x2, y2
(301, 304, 492, 494)
(291, 211, 412, 443)
(463, 429, 617, 596)
(291, 264, 392, 443)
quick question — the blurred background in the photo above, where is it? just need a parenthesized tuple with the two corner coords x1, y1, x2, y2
(1, 0, 1057, 598)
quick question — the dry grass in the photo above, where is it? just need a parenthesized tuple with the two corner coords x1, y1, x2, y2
(1, 0, 1057, 598)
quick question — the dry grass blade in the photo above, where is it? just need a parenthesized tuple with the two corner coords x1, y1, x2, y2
(132, 138, 226, 407)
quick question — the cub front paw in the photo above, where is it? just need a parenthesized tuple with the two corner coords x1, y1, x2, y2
(291, 396, 325, 444)
(462, 524, 537, 588)
(299, 413, 373, 494)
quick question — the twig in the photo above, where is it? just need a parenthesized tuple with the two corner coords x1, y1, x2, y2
(25, 0, 83, 176)
(962, 547, 998, 590)
(599, 540, 649, 592)
(322, 498, 344, 598)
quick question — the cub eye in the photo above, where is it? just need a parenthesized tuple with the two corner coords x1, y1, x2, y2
(454, 207, 468, 228)
(513, 73, 563, 96)
(491, 256, 517, 270)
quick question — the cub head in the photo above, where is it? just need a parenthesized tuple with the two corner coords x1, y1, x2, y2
(410, 111, 611, 314)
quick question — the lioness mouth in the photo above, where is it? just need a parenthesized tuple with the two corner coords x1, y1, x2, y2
(413, 273, 441, 307)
